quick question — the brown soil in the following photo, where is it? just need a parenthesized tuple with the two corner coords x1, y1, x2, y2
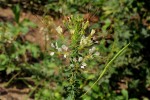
(0, 83, 32, 100)
(0, 7, 64, 51)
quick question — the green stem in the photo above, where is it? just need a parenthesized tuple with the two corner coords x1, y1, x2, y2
(80, 43, 130, 98)
(5, 71, 21, 87)
(26, 80, 42, 100)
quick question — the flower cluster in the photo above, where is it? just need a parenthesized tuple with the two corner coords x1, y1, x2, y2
(70, 57, 87, 69)
(50, 42, 69, 59)
(80, 29, 96, 49)
(49, 16, 102, 71)
(56, 26, 63, 34)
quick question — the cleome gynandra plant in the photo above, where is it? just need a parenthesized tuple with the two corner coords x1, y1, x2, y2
(47, 15, 130, 100)
(47, 15, 95, 99)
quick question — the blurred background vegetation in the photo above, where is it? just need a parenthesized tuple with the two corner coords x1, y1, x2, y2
(0, 0, 150, 100)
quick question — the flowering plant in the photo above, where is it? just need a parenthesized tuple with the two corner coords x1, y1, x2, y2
(48, 15, 130, 99)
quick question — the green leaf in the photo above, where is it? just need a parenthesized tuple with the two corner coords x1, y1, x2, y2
(21, 19, 37, 28)
(102, 19, 111, 31)
(0, 66, 5, 71)
(121, 89, 128, 100)
(6, 65, 16, 74)
(0, 54, 9, 65)
(12, 4, 20, 23)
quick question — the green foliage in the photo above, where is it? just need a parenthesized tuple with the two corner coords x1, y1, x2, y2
(43, 0, 150, 99)
(0, 0, 150, 100)
(100, 0, 150, 99)
(0, 8, 39, 74)
(12, 4, 20, 23)
(44, 0, 104, 15)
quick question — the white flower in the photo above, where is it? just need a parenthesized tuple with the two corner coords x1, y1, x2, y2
(62, 45, 68, 51)
(70, 64, 74, 67)
(89, 46, 96, 54)
(94, 52, 100, 56)
(81, 62, 87, 69)
(80, 35, 93, 47)
(73, 58, 77, 62)
(70, 29, 75, 34)
(51, 43, 55, 48)
(64, 54, 67, 58)
(15, 56, 19, 61)
(57, 48, 62, 52)
(78, 57, 83, 62)
(56, 26, 63, 34)
(80, 35, 87, 45)
(80, 65, 85, 69)
(90, 29, 95, 36)
(82, 62, 87, 66)
(50, 52, 55, 56)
